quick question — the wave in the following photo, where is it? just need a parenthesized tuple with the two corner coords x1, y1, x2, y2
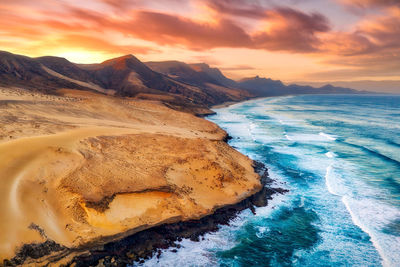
(284, 133, 336, 142)
(325, 151, 336, 158)
(319, 132, 337, 141)
(343, 141, 400, 168)
(324, 164, 349, 196)
(285, 134, 293, 141)
(138, 193, 287, 267)
(342, 196, 400, 267)
(386, 139, 400, 149)
(325, 165, 339, 196)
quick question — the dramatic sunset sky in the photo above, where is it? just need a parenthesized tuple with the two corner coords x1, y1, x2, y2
(1, 0, 400, 85)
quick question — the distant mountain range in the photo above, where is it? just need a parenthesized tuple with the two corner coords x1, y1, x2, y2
(294, 80, 399, 94)
(0, 51, 370, 111)
(237, 76, 366, 96)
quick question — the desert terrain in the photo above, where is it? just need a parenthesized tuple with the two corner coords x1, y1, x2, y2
(0, 87, 261, 265)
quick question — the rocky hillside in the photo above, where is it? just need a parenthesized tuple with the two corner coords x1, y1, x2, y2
(0, 50, 366, 113)
(0, 51, 252, 110)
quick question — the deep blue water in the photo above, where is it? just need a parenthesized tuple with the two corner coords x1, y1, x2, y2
(140, 94, 400, 267)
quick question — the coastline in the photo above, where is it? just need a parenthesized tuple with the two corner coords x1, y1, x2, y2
(1, 90, 286, 266)
(68, 162, 286, 266)
(210, 96, 269, 111)
(210, 101, 239, 109)
(5, 161, 287, 266)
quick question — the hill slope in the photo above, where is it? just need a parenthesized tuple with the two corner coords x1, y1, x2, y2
(0, 50, 367, 111)
(146, 60, 252, 103)
(0, 51, 253, 110)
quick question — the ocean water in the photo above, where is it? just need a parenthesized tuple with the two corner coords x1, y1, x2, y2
(139, 94, 400, 267)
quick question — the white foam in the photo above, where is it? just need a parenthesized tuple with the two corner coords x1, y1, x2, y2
(255, 226, 270, 238)
(254, 191, 287, 217)
(342, 196, 400, 267)
(325, 165, 340, 196)
(319, 132, 337, 141)
(137, 187, 288, 267)
(299, 196, 305, 207)
(284, 133, 335, 142)
(325, 151, 336, 158)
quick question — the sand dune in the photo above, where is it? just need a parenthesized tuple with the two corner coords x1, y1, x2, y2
(0, 88, 261, 264)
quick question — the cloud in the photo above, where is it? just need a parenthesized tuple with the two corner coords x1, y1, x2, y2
(314, 5, 400, 78)
(219, 65, 257, 71)
(120, 7, 330, 52)
(0, 0, 332, 54)
(205, 0, 267, 19)
(1, 0, 399, 81)
(51, 34, 159, 54)
(339, 0, 400, 8)
(323, 6, 400, 55)
(125, 11, 253, 49)
(253, 7, 331, 52)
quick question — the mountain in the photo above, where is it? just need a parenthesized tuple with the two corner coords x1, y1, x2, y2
(146, 61, 237, 88)
(0, 51, 95, 93)
(237, 76, 288, 96)
(237, 76, 365, 96)
(294, 80, 400, 94)
(145, 60, 251, 102)
(0, 51, 251, 112)
(79, 55, 252, 105)
(79, 55, 215, 104)
(146, 61, 365, 98)
(187, 63, 238, 88)
(0, 50, 368, 112)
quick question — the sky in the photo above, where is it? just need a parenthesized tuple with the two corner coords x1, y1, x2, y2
(1, 0, 400, 84)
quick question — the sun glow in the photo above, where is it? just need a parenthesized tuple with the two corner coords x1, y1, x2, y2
(54, 50, 113, 64)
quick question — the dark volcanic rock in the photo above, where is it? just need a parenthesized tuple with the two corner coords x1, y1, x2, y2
(4, 240, 66, 266)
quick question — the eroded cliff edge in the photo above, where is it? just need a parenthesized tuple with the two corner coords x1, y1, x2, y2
(0, 88, 271, 266)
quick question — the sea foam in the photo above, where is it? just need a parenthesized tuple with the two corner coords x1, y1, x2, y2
(319, 132, 337, 141)
(342, 196, 400, 267)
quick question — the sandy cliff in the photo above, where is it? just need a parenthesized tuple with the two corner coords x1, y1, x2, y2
(0, 87, 262, 265)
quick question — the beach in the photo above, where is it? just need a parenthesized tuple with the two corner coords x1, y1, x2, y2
(0, 87, 267, 265)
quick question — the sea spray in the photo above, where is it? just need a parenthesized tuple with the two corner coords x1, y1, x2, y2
(143, 94, 400, 266)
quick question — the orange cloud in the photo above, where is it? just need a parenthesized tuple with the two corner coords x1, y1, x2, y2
(204, 0, 267, 19)
(118, 8, 329, 52)
(253, 8, 330, 52)
(0, 0, 332, 53)
(340, 0, 400, 8)
(125, 11, 253, 49)
(50, 35, 159, 54)
(316, 5, 400, 78)
(0, 0, 399, 81)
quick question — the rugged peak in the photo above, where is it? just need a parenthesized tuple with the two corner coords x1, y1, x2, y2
(100, 54, 142, 69)
(189, 63, 210, 71)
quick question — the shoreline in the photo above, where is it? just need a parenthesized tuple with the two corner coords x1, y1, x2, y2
(4, 161, 287, 266)
(210, 96, 269, 110)
(5, 161, 287, 266)
(69, 162, 287, 266)
(1, 91, 287, 266)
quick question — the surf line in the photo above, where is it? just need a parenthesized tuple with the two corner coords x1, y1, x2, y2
(342, 196, 391, 267)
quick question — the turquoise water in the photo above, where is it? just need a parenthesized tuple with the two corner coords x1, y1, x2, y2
(140, 94, 400, 267)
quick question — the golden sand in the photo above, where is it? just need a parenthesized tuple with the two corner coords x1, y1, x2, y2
(0, 87, 261, 262)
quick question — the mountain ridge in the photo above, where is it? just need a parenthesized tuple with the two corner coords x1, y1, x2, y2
(0, 51, 369, 112)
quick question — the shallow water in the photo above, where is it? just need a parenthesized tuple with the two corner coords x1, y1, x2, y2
(138, 94, 400, 267)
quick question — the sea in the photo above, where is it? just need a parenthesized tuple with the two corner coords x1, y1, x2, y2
(138, 94, 400, 267)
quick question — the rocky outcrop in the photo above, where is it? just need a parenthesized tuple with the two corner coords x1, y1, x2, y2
(0, 88, 268, 265)
(4, 162, 287, 267)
